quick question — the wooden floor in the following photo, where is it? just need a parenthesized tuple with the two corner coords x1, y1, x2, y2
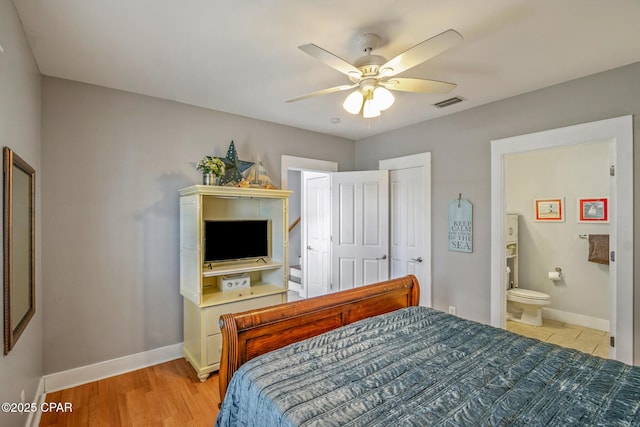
(40, 358, 221, 426)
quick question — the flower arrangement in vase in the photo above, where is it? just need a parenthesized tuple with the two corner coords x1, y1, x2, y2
(196, 156, 225, 185)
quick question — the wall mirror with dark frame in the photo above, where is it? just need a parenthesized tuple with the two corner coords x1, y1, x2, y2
(3, 147, 35, 355)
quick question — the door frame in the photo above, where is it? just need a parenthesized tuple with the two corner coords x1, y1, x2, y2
(281, 155, 338, 190)
(379, 152, 432, 307)
(281, 155, 338, 298)
(490, 116, 633, 364)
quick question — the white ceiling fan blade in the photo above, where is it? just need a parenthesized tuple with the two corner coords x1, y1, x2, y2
(286, 84, 357, 103)
(298, 44, 362, 78)
(380, 29, 462, 77)
(381, 78, 456, 94)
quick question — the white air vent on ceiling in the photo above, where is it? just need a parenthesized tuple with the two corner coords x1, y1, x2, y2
(433, 96, 465, 108)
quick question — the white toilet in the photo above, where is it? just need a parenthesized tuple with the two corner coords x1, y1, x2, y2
(507, 287, 551, 326)
(504, 213, 552, 327)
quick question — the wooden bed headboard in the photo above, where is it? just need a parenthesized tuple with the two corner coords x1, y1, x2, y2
(218, 274, 420, 401)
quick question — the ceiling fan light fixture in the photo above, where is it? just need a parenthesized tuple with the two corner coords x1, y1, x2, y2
(292, 29, 462, 119)
(343, 90, 364, 114)
(373, 87, 394, 111)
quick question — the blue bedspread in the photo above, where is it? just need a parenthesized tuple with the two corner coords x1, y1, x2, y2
(216, 306, 640, 426)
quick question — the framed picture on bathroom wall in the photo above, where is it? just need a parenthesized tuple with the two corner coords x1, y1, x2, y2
(577, 197, 609, 223)
(534, 197, 564, 222)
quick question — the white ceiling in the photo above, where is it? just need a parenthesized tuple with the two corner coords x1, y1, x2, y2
(12, 0, 640, 140)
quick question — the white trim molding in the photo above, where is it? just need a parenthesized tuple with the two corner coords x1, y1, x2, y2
(280, 155, 338, 190)
(43, 343, 183, 393)
(26, 377, 45, 427)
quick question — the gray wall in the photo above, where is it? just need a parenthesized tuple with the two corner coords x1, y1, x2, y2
(41, 77, 354, 373)
(0, 0, 43, 426)
(355, 61, 640, 363)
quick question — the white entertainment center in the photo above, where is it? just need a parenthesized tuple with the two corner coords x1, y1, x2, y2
(179, 185, 291, 381)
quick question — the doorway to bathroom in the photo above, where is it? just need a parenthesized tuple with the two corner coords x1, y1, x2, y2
(503, 142, 611, 358)
(490, 116, 633, 364)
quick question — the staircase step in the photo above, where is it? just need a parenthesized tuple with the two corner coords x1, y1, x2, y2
(289, 265, 302, 278)
(288, 275, 302, 284)
(288, 279, 303, 293)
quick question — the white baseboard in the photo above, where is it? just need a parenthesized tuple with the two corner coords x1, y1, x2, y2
(26, 377, 45, 427)
(43, 342, 183, 393)
(542, 307, 609, 332)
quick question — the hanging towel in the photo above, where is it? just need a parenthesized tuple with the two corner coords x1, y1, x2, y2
(588, 234, 609, 265)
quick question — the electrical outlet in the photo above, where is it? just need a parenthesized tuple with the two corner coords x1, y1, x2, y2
(20, 390, 25, 404)
(448, 306, 457, 315)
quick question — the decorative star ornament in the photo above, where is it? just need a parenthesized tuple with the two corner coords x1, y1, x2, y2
(218, 141, 254, 186)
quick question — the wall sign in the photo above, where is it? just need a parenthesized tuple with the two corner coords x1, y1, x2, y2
(448, 196, 473, 253)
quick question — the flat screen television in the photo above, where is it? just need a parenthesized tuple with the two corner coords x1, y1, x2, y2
(203, 219, 271, 263)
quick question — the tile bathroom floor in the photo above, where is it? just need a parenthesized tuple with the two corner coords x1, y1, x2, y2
(506, 318, 609, 359)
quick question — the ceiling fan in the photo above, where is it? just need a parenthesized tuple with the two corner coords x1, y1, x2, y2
(287, 29, 463, 118)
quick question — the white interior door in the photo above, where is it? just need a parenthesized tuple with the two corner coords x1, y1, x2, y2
(380, 153, 431, 307)
(390, 169, 424, 273)
(331, 170, 389, 290)
(302, 171, 331, 298)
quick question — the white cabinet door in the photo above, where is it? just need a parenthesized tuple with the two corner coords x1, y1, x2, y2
(331, 170, 389, 290)
(302, 171, 331, 298)
(506, 213, 518, 244)
(180, 194, 201, 304)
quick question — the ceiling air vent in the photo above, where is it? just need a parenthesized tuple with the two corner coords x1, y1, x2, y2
(433, 96, 465, 108)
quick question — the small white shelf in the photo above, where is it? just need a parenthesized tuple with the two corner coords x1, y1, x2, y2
(202, 260, 283, 277)
(201, 282, 287, 306)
